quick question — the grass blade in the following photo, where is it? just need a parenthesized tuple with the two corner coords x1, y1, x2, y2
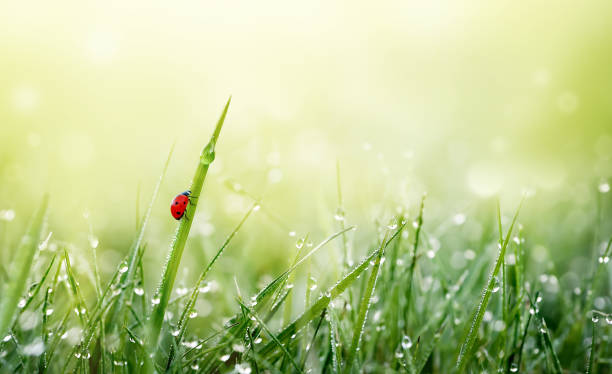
(166, 201, 257, 368)
(0, 195, 49, 339)
(456, 198, 523, 371)
(345, 230, 391, 372)
(146, 97, 231, 364)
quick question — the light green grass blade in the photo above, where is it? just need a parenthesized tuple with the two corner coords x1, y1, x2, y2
(0, 195, 49, 339)
(105, 143, 175, 332)
(345, 230, 391, 372)
(238, 299, 303, 373)
(405, 194, 426, 323)
(146, 97, 231, 365)
(259, 223, 404, 360)
(456, 198, 523, 372)
(166, 201, 257, 368)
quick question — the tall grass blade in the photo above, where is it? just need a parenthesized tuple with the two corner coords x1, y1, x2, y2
(146, 97, 231, 365)
(405, 194, 426, 322)
(0, 195, 49, 339)
(456, 198, 523, 371)
(345, 230, 391, 372)
(166, 201, 257, 368)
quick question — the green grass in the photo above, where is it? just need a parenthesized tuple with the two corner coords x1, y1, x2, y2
(1, 103, 611, 373)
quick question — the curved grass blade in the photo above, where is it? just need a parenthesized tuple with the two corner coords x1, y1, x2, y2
(146, 96, 231, 366)
(456, 198, 523, 372)
(237, 299, 303, 373)
(0, 195, 49, 339)
(259, 223, 405, 359)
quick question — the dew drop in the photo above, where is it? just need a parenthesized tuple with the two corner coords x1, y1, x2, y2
(286, 283, 294, 290)
(189, 311, 198, 319)
(172, 330, 180, 337)
(254, 337, 262, 344)
(2, 335, 11, 342)
(509, 363, 518, 372)
(220, 354, 231, 362)
(394, 351, 404, 358)
(599, 182, 610, 193)
(592, 315, 599, 323)
(253, 204, 261, 212)
(151, 297, 161, 305)
(45, 308, 54, 316)
(401, 335, 412, 350)
(18, 299, 26, 308)
(134, 287, 144, 296)
(296, 238, 304, 249)
(119, 266, 128, 274)
(288, 231, 296, 237)
(606, 315, 612, 325)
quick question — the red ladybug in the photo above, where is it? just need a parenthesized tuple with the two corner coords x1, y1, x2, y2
(171, 190, 191, 220)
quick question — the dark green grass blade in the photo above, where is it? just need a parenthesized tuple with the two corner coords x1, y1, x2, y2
(0, 195, 49, 339)
(528, 292, 562, 374)
(456, 198, 523, 371)
(586, 316, 596, 374)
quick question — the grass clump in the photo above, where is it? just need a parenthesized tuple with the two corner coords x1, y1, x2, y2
(1, 106, 612, 373)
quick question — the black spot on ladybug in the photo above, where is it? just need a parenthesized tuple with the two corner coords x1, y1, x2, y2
(183, 201, 186, 205)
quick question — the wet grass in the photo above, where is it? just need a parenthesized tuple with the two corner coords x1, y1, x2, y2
(0, 102, 611, 373)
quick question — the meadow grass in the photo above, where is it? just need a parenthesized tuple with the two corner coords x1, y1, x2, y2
(0, 102, 611, 373)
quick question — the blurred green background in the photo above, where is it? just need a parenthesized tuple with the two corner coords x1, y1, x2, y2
(1, 1, 611, 301)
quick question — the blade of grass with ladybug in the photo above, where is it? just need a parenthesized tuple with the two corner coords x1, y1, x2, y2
(144, 96, 231, 371)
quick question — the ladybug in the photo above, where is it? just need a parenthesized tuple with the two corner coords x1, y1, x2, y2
(171, 190, 191, 220)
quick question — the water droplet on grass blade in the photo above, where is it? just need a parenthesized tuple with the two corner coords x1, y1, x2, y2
(119, 265, 128, 274)
(592, 315, 599, 323)
(220, 354, 231, 362)
(401, 335, 412, 349)
(599, 182, 610, 193)
(134, 287, 144, 296)
(17, 299, 26, 308)
(189, 311, 198, 319)
(151, 297, 160, 305)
